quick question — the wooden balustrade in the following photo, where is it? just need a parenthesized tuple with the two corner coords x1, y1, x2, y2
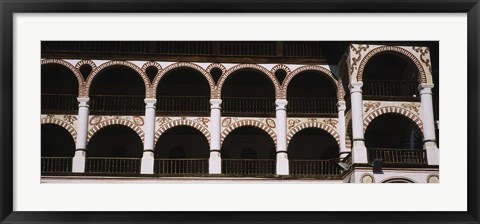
(156, 96, 210, 114)
(222, 159, 276, 176)
(363, 80, 419, 100)
(289, 160, 342, 177)
(90, 95, 145, 114)
(367, 148, 427, 164)
(287, 97, 337, 115)
(154, 159, 208, 176)
(41, 157, 72, 174)
(222, 97, 275, 116)
(41, 94, 78, 114)
(85, 157, 141, 175)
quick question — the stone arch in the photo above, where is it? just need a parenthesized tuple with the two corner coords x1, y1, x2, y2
(282, 65, 344, 100)
(154, 119, 211, 145)
(85, 60, 150, 96)
(41, 117, 77, 143)
(381, 177, 417, 183)
(75, 59, 97, 72)
(357, 45, 427, 84)
(152, 62, 216, 98)
(87, 119, 144, 144)
(221, 120, 277, 146)
(216, 64, 281, 99)
(41, 59, 86, 96)
(287, 122, 340, 147)
(363, 106, 423, 132)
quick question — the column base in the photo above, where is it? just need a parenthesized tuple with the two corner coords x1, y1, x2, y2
(352, 141, 368, 164)
(141, 151, 155, 174)
(276, 152, 289, 175)
(209, 151, 222, 174)
(72, 150, 86, 173)
(424, 141, 439, 165)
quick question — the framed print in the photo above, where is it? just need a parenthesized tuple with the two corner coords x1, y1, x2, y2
(1, 0, 479, 223)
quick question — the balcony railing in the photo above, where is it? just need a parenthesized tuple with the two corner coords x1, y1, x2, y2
(222, 159, 276, 176)
(289, 160, 342, 177)
(156, 96, 210, 115)
(367, 148, 427, 165)
(154, 159, 208, 176)
(41, 94, 78, 114)
(41, 157, 72, 174)
(222, 97, 275, 116)
(90, 95, 145, 115)
(287, 97, 337, 116)
(85, 157, 141, 175)
(363, 80, 419, 101)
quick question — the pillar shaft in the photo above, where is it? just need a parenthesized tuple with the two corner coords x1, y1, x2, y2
(209, 99, 222, 174)
(337, 100, 348, 159)
(141, 99, 157, 174)
(419, 84, 439, 165)
(349, 83, 368, 164)
(72, 97, 89, 173)
(275, 99, 289, 175)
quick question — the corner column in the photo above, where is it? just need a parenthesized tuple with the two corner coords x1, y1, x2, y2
(349, 82, 368, 164)
(275, 99, 289, 175)
(141, 99, 157, 174)
(72, 97, 89, 173)
(337, 100, 348, 159)
(209, 99, 222, 174)
(419, 84, 439, 165)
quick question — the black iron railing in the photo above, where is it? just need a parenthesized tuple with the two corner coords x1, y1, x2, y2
(289, 160, 342, 177)
(90, 95, 145, 114)
(156, 96, 210, 114)
(85, 157, 141, 175)
(41, 157, 72, 174)
(41, 94, 78, 114)
(367, 148, 427, 164)
(222, 97, 275, 116)
(287, 98, 337, 115)
(363, 80, 419, 100)
(222, 159, 276, 176)
(154, 159, 208, 175)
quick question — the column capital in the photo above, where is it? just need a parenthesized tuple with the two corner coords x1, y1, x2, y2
(337, 100, 346, 111)
(349, 82, 363, 93)
(145, 98, 157, 108)
(275, 99, 288, 111)
(77, 97, 90, 107)
(418, 83, 435, 94)
(210, 99, 222, 109)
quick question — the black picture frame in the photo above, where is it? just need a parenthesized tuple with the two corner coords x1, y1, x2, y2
(1, 1, 479, 223)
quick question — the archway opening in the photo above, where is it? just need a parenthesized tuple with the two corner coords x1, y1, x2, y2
(363, 53, 420, 100)
(41, 64, 79, 114)
(41, 123, 75, 174)
(86, 125, 143, 174)
(287, 71, 337, 116)
(156, 68, 211, 115)
(365, 114, 425, 165)
(154, 126, 210, 175)
(221, 126, 276, 176)
(221, 70, 275, 116)
(89, 66, 146, 115)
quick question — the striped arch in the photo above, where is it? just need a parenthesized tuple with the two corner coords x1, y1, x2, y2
(87, 119, 145, 144)
(356, 45, 427, 84)
(363, 106, 423, 132)
(282, 65, 344, 100)
(41, 117, 77, 143)
(154, 119, 211, 145)
(151, 62, 216, 98)
(41, 59, 85, 96)
(216, 64, 281, 99)
(381, 177, 417, 183)
(287, 122, 340, 147)
(85, 60, 151, 96)
(221, 120, 277, 146)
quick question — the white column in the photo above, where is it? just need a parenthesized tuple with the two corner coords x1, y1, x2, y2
(419, 83, 439, 165)
(141, 99, 157, 174)
(275, 99, 289, 175)
(349, 82, 368, 164)
(209, 99, 222, 174)
(337, 100, 348, 159)
(72, 97, 89, 173)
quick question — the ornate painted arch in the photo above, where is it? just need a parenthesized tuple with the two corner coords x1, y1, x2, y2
(41, 117, 77, 143)
(221, 119, 277, 146)
(282, 65, 344, 100)
(154, 119, 211, 145)
(286, 122, 340, 147)
(363, 106, 424, 132)
(216, 64, 282, 99)
(87, 119, 145, 144)
(85, 60, 151, 96)
(356, 45, 428, 84)
(381, 177, 417, 183)
(151, 62, 216, 98)
(41, 59, 85, 96)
